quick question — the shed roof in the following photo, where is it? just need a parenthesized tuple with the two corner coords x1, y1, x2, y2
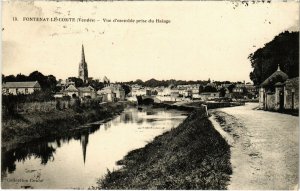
(260, 65, 289, 87)
(65, 85, 78, 92)
(2, 81, 41, 88)
(78, 86, 95, 92)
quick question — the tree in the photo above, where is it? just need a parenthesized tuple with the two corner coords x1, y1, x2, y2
(28, 71, 48, 90)
(121, 84, 131, 95)
(203, 85, 217, 92)
(144, 78, 160, 87)
(28, 71, 57, 91)
(227, 84, 235, 93)
(249, 31, 299, 85)
(45, 75, 57, 92)
(134, 79, 144, 86)
(199, 85, 204, 94)
(219, 87, 227, 97)
(16, 73, 28, 81)
(68, 77, 84, 87)
(3, 75, 16, 82)
(88, 80, 104, 91)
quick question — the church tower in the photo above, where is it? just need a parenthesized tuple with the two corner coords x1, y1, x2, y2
(78, 45, 88, 83)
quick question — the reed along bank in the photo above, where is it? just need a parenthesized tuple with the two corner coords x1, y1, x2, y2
(97, 107, 232, 189)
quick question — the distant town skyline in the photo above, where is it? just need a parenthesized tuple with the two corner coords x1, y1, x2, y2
(2, 1, 299, 83)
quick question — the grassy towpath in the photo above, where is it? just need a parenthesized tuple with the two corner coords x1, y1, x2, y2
(97, 108, 232, 189)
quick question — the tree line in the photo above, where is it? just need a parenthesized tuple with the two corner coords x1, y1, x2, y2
(122, 78, 236, 88)
(2, 71, 57, 92)
(249, 31, 299, 85)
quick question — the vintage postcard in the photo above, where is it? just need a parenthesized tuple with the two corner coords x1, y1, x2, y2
(1, 0, 299, 189)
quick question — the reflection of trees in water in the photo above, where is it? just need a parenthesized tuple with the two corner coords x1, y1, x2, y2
(104, 122, 111, 130)
(146, 111, 158, 116)
(1, 125, 100, 175)
(1, 141, 56, 176)
(120, 112, 134, 123)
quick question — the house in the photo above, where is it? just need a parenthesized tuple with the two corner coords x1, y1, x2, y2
(56, 79, 75, 91)
(78, 86, 96, 98)
(97, 84, 125, 102)
(2, 81, 41, 95)
(113, 85, 126, 101)
(64, 84, 79, 97)
(232, 84, 245, 93)
(259, 65, 298, 111)
(97, 87, 115, 102)
(131, 87, 146, 96)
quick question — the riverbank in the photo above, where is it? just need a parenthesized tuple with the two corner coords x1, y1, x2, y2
(97, 108, 232, 189)
(2, 102, 126, 149)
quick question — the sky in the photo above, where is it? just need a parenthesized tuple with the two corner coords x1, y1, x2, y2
(2, 0, 299, 83)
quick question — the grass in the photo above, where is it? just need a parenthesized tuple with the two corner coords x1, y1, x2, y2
(96, 108, 232, 189)
(2, 102, 125, 148)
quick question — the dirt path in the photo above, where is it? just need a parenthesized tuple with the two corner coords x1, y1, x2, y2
(210, 103, 298, 190)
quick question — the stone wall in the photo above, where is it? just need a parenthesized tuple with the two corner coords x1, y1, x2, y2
(266, 93, 276, 111)
(17, 101, 57, 113)
(284, 77, 299, 110)
(16, 100, 72, 113)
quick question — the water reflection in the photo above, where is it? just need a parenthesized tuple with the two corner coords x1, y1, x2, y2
(1, 108, 187, 189)
(2, 125, 100, 178)
(80, 133, 89, 164)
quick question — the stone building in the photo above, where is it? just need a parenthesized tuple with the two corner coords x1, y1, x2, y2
(259, 65, 298, 112)
(2, 81, 41, 95)
(97, 84, 125, 102)
(284, 77, 299, 110)
(64, 84, 79, 97)
(78, 45, 88, 83)
(78, 86, 96, 98)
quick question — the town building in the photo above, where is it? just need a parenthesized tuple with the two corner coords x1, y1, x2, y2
(2, 81, 41, 95)
(232, 83, 245, 93)
(78, 86, 96, 98)
(97, 84, 125, 102)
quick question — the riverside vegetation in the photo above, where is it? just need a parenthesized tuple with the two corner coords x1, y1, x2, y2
(2, 95, 125, 148)
(97, 108, 232, 189)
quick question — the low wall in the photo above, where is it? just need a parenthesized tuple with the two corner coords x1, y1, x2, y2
(17, 101, 57, 113)
(15, 100, 71, 113)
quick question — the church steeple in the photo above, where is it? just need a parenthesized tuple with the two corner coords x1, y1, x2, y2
(78, 44, 88, 83)
(81, 44, 85, 63)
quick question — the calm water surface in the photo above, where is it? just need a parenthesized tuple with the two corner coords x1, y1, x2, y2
(1, 108, 187, 189)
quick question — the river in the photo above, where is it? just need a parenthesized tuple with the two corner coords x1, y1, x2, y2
(1, 107, 187, 189)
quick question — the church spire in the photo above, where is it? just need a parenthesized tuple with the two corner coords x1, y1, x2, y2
(81, 44, 85, 63)
(78, 44, 88, 83)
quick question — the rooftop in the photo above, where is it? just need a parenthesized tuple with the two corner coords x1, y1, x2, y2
(2, 81, 41, 88)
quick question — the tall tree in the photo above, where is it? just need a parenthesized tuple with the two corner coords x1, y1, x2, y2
(249, 31, 299, 85)
(68, 77, 84, 87)
(121, 84, 131, 95)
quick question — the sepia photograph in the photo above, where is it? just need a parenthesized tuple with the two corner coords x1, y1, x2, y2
(1, 0, 299, 189)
